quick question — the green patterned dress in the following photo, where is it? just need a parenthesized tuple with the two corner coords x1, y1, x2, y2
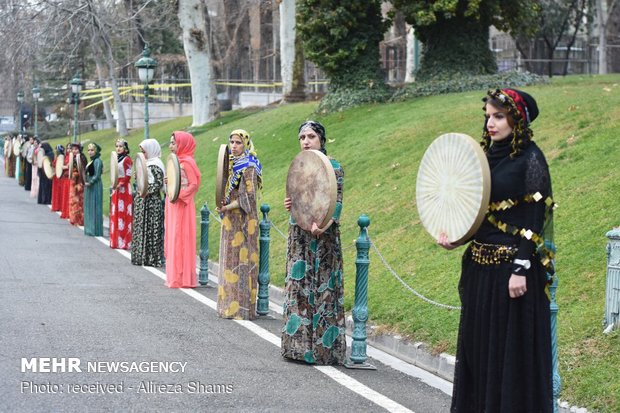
(131, 165, 165, 267)
(281, 158, 346, 365)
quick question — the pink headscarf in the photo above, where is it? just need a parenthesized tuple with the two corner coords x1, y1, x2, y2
(172, 131, 201, 186)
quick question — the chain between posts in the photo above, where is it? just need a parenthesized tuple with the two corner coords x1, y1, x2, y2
(369, 237, 462, 311)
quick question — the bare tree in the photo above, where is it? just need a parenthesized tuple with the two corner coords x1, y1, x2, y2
(177, 0, 218, 126)
(596, 0, 619, 74)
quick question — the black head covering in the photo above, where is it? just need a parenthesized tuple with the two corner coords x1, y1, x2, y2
(298, 120, 327, 155)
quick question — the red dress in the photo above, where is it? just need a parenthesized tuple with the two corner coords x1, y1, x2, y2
(60, 155, 71, 219)
(110, 156, 133, 249)
(50, 158, 62, 212)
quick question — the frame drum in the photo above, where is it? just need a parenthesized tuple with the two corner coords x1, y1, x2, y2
(68, 152, 74, 179)
(215, 144, 229, 207)
(55, 154, 65, 178)
(21, 141, 30, 158)
(415, 133, 491, 244)
(13, 139, 21, 157)
(76, 154, 86, 184)
(43, 156, 54, 179)
(3, 138, 10, 158)
(166, 153, 181, 203)
(36, 149, 45, 168)
(135, 152, 149, 198)
(110, 151, 119, 189)
(286, 149, 337, 233)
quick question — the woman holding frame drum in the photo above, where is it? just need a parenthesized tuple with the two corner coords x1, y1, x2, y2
(110, 138, 133, 249)
(281, 120, 346, 365)
(37, 142, 54, 205)
(215, 129, 262, 320)
(164, 131, 201, 288)
(438, 89, 555, 412)
(132, 139, 165, 267)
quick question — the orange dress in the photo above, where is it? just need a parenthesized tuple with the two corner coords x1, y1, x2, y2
(164, 131, 201, 288)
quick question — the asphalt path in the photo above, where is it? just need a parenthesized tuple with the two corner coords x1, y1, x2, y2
(0, 167, 451, 412)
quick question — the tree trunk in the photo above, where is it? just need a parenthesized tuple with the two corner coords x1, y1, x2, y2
(597, 0, 609, 74)
(416, 15, 496, 81)
(279, 0, 305, 102)
(405, 25, 416, 83)
(178, 0, 219, 126)
(92, 53, 115, 129)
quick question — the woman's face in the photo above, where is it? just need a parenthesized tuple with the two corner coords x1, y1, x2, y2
(229, 134, 245, 156)
(115, 142, 126, 155)
(87, 147, 95, 158)
(72, 146, 79, 155)
(485, 104, 513, 142)
(298, 127, 321, 151)
(169, 136, 177, 154)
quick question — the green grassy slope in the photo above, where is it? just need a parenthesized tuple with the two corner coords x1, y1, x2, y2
(47, 75, 620, 411)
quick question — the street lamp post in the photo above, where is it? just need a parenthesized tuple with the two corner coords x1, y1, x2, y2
(134, 45, 158, 140)
(70, 74, 83, 144)
(32, 86, 40, 137)
(16, 91, 24, 132)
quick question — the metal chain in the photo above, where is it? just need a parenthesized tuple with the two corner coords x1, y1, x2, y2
(369, 237, 462, 311)
(270, 221, 289, 241)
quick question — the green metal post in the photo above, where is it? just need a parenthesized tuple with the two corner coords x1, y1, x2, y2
(345, 214, 376, 370)
(549, 276, 560, 413)
(73, 96, 79, 144)
(34, 99, 38, 137)
(144, 82, 150, 140)
(257, 203, 271, 315)
(198, 203, 210, 286)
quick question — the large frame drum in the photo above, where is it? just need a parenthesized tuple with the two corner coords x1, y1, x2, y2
(415, 133, 491, 244)
(286, 149, 337, 233)
(166, 153, 181, 203)
(134, 152, 149, 198)
(215, 144, 229, 207)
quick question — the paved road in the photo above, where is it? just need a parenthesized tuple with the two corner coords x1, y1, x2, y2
(0, 167, 452, 412)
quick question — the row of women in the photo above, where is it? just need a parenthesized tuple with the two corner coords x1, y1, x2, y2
(2, 87, 555, 411)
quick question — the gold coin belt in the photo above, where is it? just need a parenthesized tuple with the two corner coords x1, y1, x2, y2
(469, 240, 517, 265)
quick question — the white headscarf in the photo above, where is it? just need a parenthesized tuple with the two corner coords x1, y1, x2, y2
(140, 139, 165, 184)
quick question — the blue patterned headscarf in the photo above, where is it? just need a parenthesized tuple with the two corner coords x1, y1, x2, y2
(224, 129, 262, 204)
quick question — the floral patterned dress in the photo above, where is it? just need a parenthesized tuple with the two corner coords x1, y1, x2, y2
(131, 165, 165, 267)
(69, 154, 85, 226)
(217, 167, 259, 320)
(281, 158, 346, 365)
(110, 156, 133, 249)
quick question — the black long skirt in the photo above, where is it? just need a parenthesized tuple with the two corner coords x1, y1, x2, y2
(37, 170, 52, 205)
(451, 247, 553, 413)
(24, 161, 32, 191)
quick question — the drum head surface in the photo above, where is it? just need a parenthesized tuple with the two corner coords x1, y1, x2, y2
(55, 154, 64, 178)
(416, 133, 491, 244)
(286, 150, 337, 232)
(36, 150, 45, 168)
(110, 151, 119, 189)
(215, 144, 229, 207)
(13, 140, 21, 157)
(166, 153, 181, 203)
(21, 141, 30, 158)
(68, 152, 74, 179)
(43, 157, 54, 179)
(76, 155, 86, 183)
(135, 153, 148, 198)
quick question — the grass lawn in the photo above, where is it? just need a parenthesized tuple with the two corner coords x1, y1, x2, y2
(47, 74, 620, 411)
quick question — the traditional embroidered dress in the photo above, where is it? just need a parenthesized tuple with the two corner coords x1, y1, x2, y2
(131, 139, 165, 267)
(69, 149, 86, 227)
(451, 89, 554, 413)
(37, 143, 54, 205)
(60, 151, 71, 219)
(164, 132, 201, 288)
(30, 144, 40, 199)
(5, 138, 16, 178)
(217, 129, 262, 320)
(50, 146, 64, 212)
(110, 145, 133, 249)
(281, 121, 346, 365)
(84, 143, 103, 236)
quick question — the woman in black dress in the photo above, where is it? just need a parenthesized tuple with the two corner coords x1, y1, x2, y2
(440, 89, 555, 412)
